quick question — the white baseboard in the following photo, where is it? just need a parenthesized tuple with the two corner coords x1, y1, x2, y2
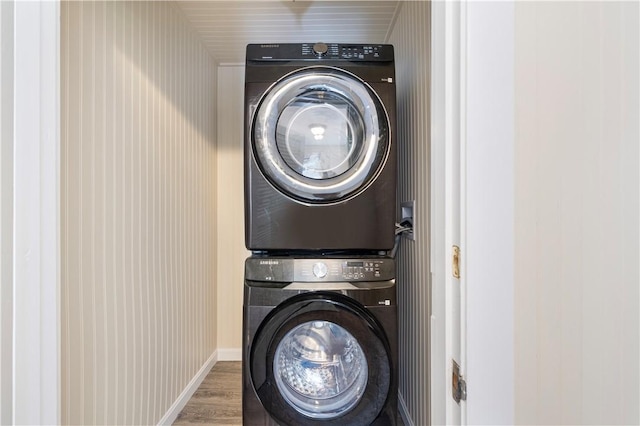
(217, 347, 242, 361)
(157, 350, 218, 425)
(398, 392, 414, 426)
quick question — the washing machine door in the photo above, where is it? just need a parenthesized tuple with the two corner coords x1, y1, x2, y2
(250, 293, 392, 425)
(251, 67, 391, 203)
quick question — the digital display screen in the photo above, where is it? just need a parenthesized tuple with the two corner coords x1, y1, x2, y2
(346, 261, 364, 267)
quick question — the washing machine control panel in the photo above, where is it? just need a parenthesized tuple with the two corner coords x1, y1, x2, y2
(245, 257, 395, 282)
(341, 260, 384, 280)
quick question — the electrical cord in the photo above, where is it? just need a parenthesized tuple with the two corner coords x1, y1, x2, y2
(390, 220, 414, 258)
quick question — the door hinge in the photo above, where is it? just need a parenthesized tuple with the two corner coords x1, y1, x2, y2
(452, 245, 460, 278)
(452, 360, 467, 404)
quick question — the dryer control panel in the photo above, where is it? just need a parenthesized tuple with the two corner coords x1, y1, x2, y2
(246, 43, 394, 62)
(245, 256, 395, 283)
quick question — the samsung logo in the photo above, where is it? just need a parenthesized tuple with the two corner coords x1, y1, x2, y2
(260, 44, 279, 48)
(259, 260, 279, 265)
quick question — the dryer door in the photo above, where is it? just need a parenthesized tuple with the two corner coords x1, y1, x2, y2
(250, 293, 392, 425)
(251, 67, 391, 203)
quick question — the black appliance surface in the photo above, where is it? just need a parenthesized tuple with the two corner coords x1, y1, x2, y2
(244, 43, 397, 252)
(243, 255, 398, 426)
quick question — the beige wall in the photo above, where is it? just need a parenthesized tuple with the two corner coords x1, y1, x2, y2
(61, 2, 218, 424)
(514, 2, 639, 424)
(216, 65, 248, 354)
(387, 2, 431, 425)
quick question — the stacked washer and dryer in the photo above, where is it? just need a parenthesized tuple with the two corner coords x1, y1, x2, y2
(243, 43, 398, 426)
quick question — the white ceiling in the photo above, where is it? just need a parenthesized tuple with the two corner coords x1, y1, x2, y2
(175, 1, 401, 64)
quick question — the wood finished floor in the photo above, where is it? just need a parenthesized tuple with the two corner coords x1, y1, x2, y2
(174, 361, 404, 425)
(174, 362, 242, 425)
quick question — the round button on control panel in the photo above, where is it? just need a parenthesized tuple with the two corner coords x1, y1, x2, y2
(313, 42, 328, 57)
(312, 262, 328, 278)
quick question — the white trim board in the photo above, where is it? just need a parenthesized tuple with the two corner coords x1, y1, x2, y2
(11, 1, 60, 424)
(157, 351, 218, 425)
(430, 1, 464, 424)
(0, 1, 14, 423)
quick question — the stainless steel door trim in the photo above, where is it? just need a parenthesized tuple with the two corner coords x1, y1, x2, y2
(252, 66, 391, 203)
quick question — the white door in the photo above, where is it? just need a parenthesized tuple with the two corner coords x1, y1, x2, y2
(464, 1, 516, 424)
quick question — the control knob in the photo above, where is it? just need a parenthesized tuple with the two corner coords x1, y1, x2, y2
(312, 262, 328, 278)
(313, 42, 328, 57)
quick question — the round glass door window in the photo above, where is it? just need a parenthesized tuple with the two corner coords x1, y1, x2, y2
(273, 320, 368, 419)
(252, 67, 390, 203)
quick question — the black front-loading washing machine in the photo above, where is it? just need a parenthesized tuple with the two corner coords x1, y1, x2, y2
(244, 43, 396, 252)
(243, 256, 398, 425)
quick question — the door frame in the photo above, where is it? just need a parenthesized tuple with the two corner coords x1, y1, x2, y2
(430, 0, 466, 424)
(1, 1, 61, 424)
